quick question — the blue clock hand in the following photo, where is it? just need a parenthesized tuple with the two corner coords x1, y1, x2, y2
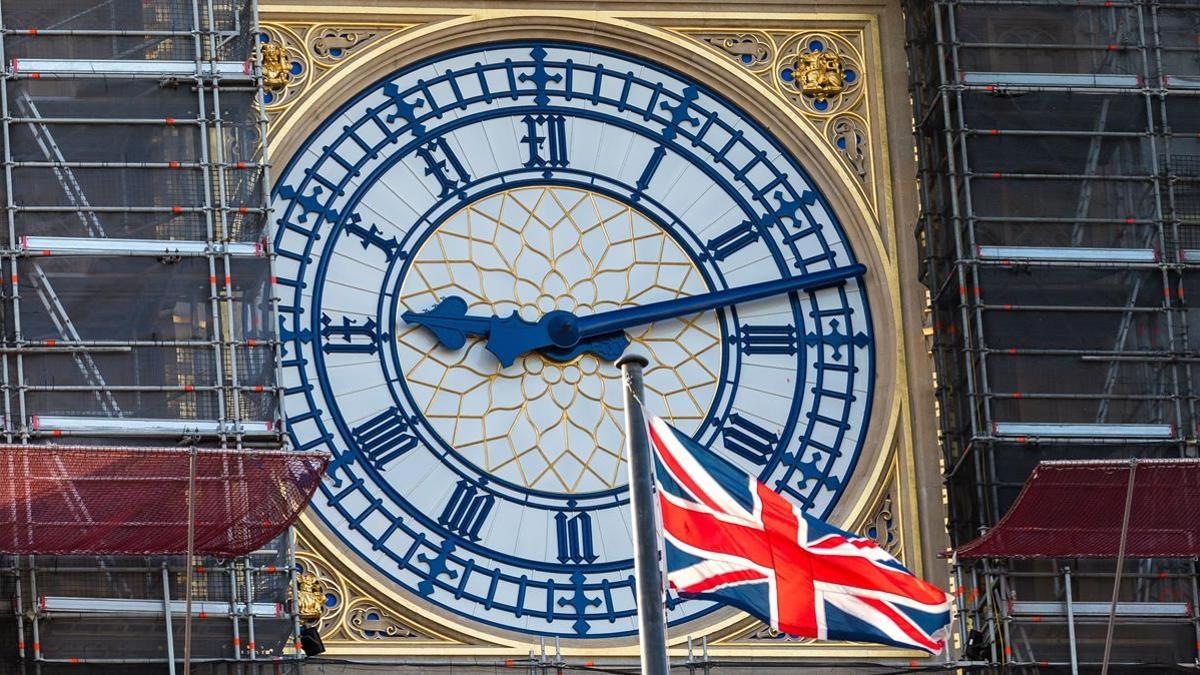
(574, 263, 865, 338)
(403, 264, 865, 366)
(401, 296, 583, 367)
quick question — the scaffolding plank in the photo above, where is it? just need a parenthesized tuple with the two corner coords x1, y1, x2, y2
(20, 236, 263, 258)
(39, 595, 282, 618)
(992, 422, 1174, 439)
(1164, 75, 1200, 90)
(960, 72, 1140, 88)
(977, 245, 1156, 263)
(30, 415, 275, 437)
(9, 58, 252, 81)
(1010, 601, 1190, 619)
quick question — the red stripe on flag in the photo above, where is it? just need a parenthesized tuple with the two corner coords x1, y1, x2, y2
(649, 421, 725, 514)
(857, 595, 944, 653)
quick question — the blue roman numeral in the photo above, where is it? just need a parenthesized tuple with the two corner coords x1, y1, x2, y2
(723, 413, 779, 465)
(706, 220, 760, 261)
(521, 114, 569, 174)
(439, 480, 495, 542)
(320, 313, 387, 355)
(555, 512, 597, 564)
(416, 138, 470, 198)
(343, 213, 401, 261)
(352, 407, 418, 470)
(740, 323, 798, 356)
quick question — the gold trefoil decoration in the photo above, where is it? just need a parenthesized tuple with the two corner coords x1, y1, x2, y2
(798, 49, 845, 102)
(295, 572, 326, 623)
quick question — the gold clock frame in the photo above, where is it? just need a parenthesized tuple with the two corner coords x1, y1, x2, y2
(263, 0, 946, 661)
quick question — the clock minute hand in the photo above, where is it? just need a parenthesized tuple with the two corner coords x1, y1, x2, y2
(573, 263, 866, 340)
(403, 264, 865, 366)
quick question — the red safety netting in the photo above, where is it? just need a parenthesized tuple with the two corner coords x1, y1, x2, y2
(956, 459, 1200, 559)
(0, 445, 328, 557)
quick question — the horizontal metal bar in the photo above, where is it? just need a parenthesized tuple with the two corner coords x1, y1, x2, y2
(965, 129, 1147, 138)
(992, 421, 1174, 439)
(973, 259, 1162, 271)
(9, 117, 203, 126)
(28, 415, 275, 437)
(0, 346, 132, 354)
(21, 385, 221, 392)
(985, 392, 1172, 401)
(1010, 600, 1191, 618)
(959, 42, 1137, 52)
(12, 206, 263, 214)
(3, 339, 269, 348)
(4, 29, 204, 37)
(960, 72, 1141, 88)
(979, 304, 1163, 313)
(19, 236, 263, 258)
(9, 58, 252, 81)
(11, 161, 203, 169)
(28, 565, 289, 574)
(977, 245, 1156, 263)
(970, 171, 1155, 182)
(972, 216, 1155, 225)
(38, 595, 281, 618)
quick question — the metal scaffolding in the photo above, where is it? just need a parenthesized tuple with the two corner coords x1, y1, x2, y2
(905, 0, 1200, 670)
(0, 0, 297, 671)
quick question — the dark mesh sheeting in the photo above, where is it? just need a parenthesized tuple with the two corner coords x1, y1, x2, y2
(0, 445, 327, 556)
(957, 459, 1200, 559)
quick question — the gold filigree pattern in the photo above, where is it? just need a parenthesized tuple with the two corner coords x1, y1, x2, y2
(309, 26, 384, 66)
(678, 27, 877, 215)
(864, 492, 900, 556)
(396, 186, 722, 494)
(347, 602, 422, 640)
(259, 22, 413, 116)
(829, 114, 868, 180)
(701, 33, 775, 70)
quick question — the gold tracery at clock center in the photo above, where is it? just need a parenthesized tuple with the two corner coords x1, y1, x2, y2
(395, 186, 723, 494)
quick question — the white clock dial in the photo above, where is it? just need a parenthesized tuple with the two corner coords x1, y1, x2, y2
(273, 41, 875, 639)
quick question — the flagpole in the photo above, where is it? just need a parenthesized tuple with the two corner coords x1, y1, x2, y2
(617, 354, 671, 675)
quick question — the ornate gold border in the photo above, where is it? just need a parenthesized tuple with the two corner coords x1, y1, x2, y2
(263, 2, 935, 660)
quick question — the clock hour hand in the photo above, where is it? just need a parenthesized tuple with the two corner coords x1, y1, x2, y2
(401, 296, 594, 367)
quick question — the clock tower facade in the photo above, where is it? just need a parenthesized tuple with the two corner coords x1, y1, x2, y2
(261, 0, 941, 664)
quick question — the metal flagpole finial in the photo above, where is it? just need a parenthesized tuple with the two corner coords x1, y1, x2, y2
(617, 354, 650, 406)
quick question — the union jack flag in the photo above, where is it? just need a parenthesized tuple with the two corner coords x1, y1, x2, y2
(649, 414, 952, 653)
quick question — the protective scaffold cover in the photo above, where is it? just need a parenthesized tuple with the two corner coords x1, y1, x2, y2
(0, 445, 328, 557)
(956, 459, 1200, 559)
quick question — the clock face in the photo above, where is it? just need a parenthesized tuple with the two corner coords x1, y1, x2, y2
(273, 42, 876, 639)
